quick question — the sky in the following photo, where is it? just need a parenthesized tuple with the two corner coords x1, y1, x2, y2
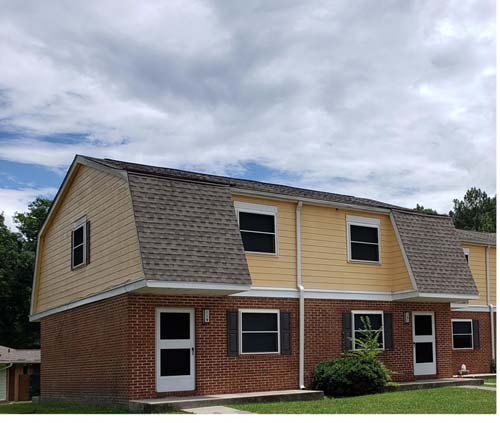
(0, 0, 496, 230)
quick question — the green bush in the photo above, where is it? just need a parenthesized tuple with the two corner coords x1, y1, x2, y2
(312, 356, 390, 397)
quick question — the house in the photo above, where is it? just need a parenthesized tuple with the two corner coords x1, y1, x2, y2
(29, 155, 496, 406)
(0, 346, 41, 402)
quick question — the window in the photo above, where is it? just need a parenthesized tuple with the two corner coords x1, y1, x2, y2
(239, 309, 280, 354)
(452, 319, 473, 349)
(235, 202, 277, 254)
(347, 216, 380, 263)
(463, 248, 470, 263)
(352, 311, 384, 349)
(71, 218, 87, 269)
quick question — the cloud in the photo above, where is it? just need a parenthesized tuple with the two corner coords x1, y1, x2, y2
(0, 187, 57, 230)
(0, 0, 495, 215)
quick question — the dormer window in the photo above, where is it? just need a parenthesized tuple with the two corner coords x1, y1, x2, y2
(347, 215, 381, 263)
(71, 217, 90, 269)
(234, 202, 277, 255)
(463, 248, 470, 264)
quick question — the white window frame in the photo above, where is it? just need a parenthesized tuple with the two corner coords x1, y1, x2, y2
(463, 248, 470, 264)
(239, 308, 280, 355)
(346, 215, 381, 264)
(234, 201, 278, 256)
(351, 310, 385, 350)
(451, 319, 474, 350)
(71, 217, 87, 269)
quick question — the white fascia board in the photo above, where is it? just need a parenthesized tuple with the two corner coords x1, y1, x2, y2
(233, 201, 277, 215)
(392, 290, 480, 301)
(450, 303, 496, 313)
(144, 280, 251, 292)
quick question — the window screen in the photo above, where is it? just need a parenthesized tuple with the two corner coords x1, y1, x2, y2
(349, 224, 379, 262)
(240, 311, 279, 353)
(452, 320, 473, 349)
(239, 212, 276, 253)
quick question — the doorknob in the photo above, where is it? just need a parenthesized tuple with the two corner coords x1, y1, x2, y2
(191, 347, 195, 355)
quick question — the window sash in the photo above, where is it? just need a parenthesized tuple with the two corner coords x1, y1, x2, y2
(239, 310, 280, 354)
(238, 211, 277, 254)
(72, 223, 86, 268)
(351, 311, 385, 350)
(452, 320, 473, 349)
(348, 223, 380, 263)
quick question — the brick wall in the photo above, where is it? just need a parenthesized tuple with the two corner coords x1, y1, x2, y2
(41, 293, 477, 404)
(40, 295, 130, 405)
(451, 310, 496, 374)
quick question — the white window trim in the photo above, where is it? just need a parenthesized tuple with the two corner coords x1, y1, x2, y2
(71, 217, 87, 269)
(346, 215, 381, 264)
(234, 201, 279, 256)
(463, 248, 470, 264)
(451, 318, 474, 350)
(238, 308, 280, 355)
(351, 310, 385, 350)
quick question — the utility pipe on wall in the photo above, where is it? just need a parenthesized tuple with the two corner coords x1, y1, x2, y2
(486, 245, 495, 360)
(296, 200, 305, 389)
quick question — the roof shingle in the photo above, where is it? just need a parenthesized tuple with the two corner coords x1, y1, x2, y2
(456, 229, 496, 246)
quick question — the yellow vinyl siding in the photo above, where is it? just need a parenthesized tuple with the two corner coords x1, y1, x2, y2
(489, 247, 496, 306)
(466, 244, 487, 305)
(232, 195, 412, 292)
(33, 164, 144, 313)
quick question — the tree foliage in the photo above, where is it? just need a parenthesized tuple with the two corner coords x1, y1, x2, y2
(414, 204, 438, 215)
(450, 188, 496, 232)
(0, 198, 52, 348)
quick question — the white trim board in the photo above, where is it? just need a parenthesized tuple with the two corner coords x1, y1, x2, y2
(451, 304, 496, 313)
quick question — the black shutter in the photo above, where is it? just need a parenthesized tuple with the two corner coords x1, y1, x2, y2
(280, 311, 291, 355)
(383, 313, 393, 351)
(342, 312, 352, 352)
(70, 229, 74, 270)
(85, 221, 91, 265)
(227, 310, 238, 356)
(473, 320, 480, 349)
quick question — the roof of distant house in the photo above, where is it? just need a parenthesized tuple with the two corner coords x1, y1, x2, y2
(0, 345, 40, 363)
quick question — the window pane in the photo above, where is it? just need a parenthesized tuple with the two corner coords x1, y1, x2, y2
(240, 212, 275, 233)
(242, 333, 278, 353)
(241, 232, 275, 253)
(414, 315, 433, 336)
(351, 243, 379, 261)
(354, 331, 383, 349)
(415, 342, 434, 363)
(350, 225, 378, 243)
(354, 314, 382, 330)
(160, 349, 190, 376)
(73, 226, 84, 246)
(242, 313, 278, 331)
(453, 334, 473, 349)
(73, 245, 84, 266)
(453, 321, 472, 335)
(160, 313, 190, 340)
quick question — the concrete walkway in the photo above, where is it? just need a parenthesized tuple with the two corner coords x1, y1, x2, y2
(458, 385, 496, 392)
(182, 406, 253, 414)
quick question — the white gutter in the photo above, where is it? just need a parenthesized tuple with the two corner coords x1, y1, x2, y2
(486, 245, 495, 360)
(296, 201, 305, 389)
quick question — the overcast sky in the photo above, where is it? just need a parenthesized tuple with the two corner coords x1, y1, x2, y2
(0, 0, 495, 229)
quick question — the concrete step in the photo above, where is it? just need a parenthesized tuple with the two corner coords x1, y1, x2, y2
(396, 378, 483, 391)
(129, 389, 324, 413)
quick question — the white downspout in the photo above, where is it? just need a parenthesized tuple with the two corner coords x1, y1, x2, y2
(486, 245, 495, 361)
(296, 201, 305, 389)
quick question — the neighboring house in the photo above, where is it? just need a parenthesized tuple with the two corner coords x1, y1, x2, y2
(0, 346, 40, 402)
(29, 155, 496, 406)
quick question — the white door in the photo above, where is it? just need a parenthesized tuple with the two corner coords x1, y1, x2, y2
(413, 312, 437, 376)
(156, 308, 195, 392)
(0, 368, 7, 401)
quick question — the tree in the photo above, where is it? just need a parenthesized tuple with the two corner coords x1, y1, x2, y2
(0, 197, 52, 348)
(450, 188, 496, 232)
(414, 204, 438, 215)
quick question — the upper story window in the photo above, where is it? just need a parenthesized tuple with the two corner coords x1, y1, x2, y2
(239, 309, 280, 354)
(463, 248, 470, 264)
(234, 201, 277, 255)
(347, 215, 380, 263)
(71, 217, 90, 269)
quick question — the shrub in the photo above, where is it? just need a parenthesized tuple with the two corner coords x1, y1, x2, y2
(312, 356, 390, 397)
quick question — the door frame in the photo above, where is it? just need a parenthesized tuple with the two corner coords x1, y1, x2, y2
(412, 311, 437, 376)
(155, 307, 195, 392)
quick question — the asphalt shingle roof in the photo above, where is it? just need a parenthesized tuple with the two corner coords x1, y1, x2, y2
(392, 211, 478, 296)
(0, 346, 40, 363)
(82, 156, 479, 296)
(456, 229, 496, 246)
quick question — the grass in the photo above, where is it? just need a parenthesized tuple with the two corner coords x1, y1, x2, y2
(232, 387, 496, 414)
(483, 377, 496, 386)
(0, 401, 128, 414)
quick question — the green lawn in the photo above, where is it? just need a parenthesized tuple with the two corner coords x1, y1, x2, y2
(232, 387, 496, 414)
(483, 377, 496, 386)
(0, 401, 128, 414)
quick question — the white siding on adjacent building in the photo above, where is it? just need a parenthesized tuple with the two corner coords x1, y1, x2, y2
(0, 369, 7, 401)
